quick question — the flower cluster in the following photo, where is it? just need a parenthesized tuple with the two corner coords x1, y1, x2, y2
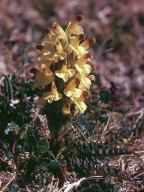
(33, 16, 95, 114)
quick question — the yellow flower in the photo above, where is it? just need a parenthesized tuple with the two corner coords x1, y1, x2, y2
(69, 36, 95, 57)
(53, 22, 68, 42)
(36, 42, 57, 64)
(68, 34, 84, 56)
(55, 63, 75, 82)
(75, 91, 89, 113)
(55, 41, 67, 60)
(79, 37, 96, 52)
(74, 53, 92, 75)
(64, 78, 82, 101)
(69, 34, 85, 48)
(37, 40, 67, 63)
(39, 81, 62, 104)
(75, 72, 94, 90)
(31, 68, 54, 89)
(66, 15, 84, 37)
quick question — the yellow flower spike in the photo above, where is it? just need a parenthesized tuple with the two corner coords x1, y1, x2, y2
(33, 16, 96, 138)
(30, 68, 54, 89)
(75, 91, 89, 113)
(40, 81, 62, 104)
(53, 22, 67, 42)
(66, 15, 84, 37)
(34, 16, 95, 117)
(64, 78, 82, 101)
(55, 63, 75, 82)
(74, 53, 92, 75)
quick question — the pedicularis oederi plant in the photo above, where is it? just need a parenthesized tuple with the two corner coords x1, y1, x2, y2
(32, 16, 95, 138)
